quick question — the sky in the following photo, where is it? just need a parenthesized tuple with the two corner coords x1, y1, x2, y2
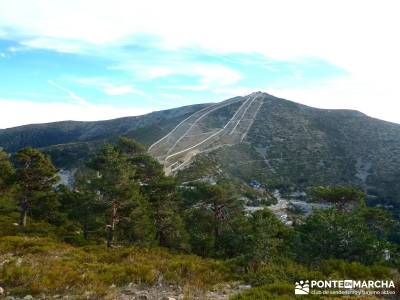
(0, 0, 399, 128)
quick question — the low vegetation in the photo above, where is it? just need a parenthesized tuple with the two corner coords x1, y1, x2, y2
(0, 137, 399, 299)
(0, 235, 232, 297)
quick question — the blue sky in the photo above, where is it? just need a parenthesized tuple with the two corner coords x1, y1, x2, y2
(0, 0, 399, 128)
(0, 38, 345, 108)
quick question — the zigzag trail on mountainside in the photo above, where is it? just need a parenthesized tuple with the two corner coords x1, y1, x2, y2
(148, 92, 265, 175)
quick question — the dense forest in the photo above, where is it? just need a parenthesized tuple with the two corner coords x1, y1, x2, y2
(0, 137, 399, 299)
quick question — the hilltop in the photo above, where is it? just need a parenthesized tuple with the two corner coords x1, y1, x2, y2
(1, 92, 400, 205)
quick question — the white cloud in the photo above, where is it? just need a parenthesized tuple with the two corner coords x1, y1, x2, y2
(7, 46, 26, 53)
(1, 1, 397, 61)
(269, 75, 400, 124)
(0, 98, 153, 129)
(194, 64, 242, 87)
(0, 0, 399, 122)
(164, 85, 208, 92)
(146, 67, 174, 79)
(47, 80, 88, 105)
(103, 85, 144, 96)
(21, 38, 86, 53)
(117, 62, 242, 92)
(75, 77, 145, 96)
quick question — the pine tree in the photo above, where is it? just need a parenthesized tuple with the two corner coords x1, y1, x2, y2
(115, 137, 189, 249)
(308, 186, 365, 211)
(0, 149, 14, 193)
(246, 209, 290, 263)
(15, 148, 59, 226)
(59, 169, 106, 240)
(89, 144, 143, 247)
(183, 183, 242, 257)
(146, 177, 189, 250)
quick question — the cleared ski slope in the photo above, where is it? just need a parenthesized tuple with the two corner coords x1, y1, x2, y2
(148, 92, 264, 174)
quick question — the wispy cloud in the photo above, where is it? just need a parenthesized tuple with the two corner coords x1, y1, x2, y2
(163, 85, 208, 92)
(47, 80, 88, 105)
(7, 46, 26, 53)
(76, 77, 145, 96)
(1, 0, 399, 125)
(0, 97, 153, 129)
(114, 62, 243, 93)
(103, 85, 144, 96)
(21, 38, 86, 54)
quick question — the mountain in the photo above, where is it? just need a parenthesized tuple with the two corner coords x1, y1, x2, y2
(0, 103, 210, 152)
(1, 92, 400, 204)
(148, 92, 400, 204)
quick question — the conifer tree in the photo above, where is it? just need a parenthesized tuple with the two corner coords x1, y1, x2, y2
(0, 149, 14, 193)
(58, 169, 105, 240)
(15, 148, 59, 226)
(89, 144, 142, 247)
(308, 186, 365, 211)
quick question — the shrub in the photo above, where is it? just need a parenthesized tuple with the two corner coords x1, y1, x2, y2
(0, 236, 233, 297)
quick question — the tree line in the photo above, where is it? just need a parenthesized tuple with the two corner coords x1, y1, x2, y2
(0, 137, 398, 266)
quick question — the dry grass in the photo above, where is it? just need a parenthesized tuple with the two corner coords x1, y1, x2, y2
(0, 236, 233, 298)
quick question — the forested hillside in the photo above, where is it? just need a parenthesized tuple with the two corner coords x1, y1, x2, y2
(1, 93, 400, 208)
(0, 137, 399, 299)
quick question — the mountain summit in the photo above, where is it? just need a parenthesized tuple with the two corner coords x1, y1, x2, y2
(1, 93, 400, 203)
(149, 92, 266, 175)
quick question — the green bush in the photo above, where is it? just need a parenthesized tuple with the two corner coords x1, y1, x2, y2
(244, 259, 322, 287)
(0, 236, 233, 297)
(319, 259, 393, 280)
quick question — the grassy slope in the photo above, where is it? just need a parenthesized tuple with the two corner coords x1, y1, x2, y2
(0, 209, 397, 299)
(1, 235, 392, 299)
(0, 235, 233, 298)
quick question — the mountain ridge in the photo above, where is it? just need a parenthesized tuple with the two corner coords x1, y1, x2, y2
(1, 92, 400, 206)
(0, 103, 210, 152)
